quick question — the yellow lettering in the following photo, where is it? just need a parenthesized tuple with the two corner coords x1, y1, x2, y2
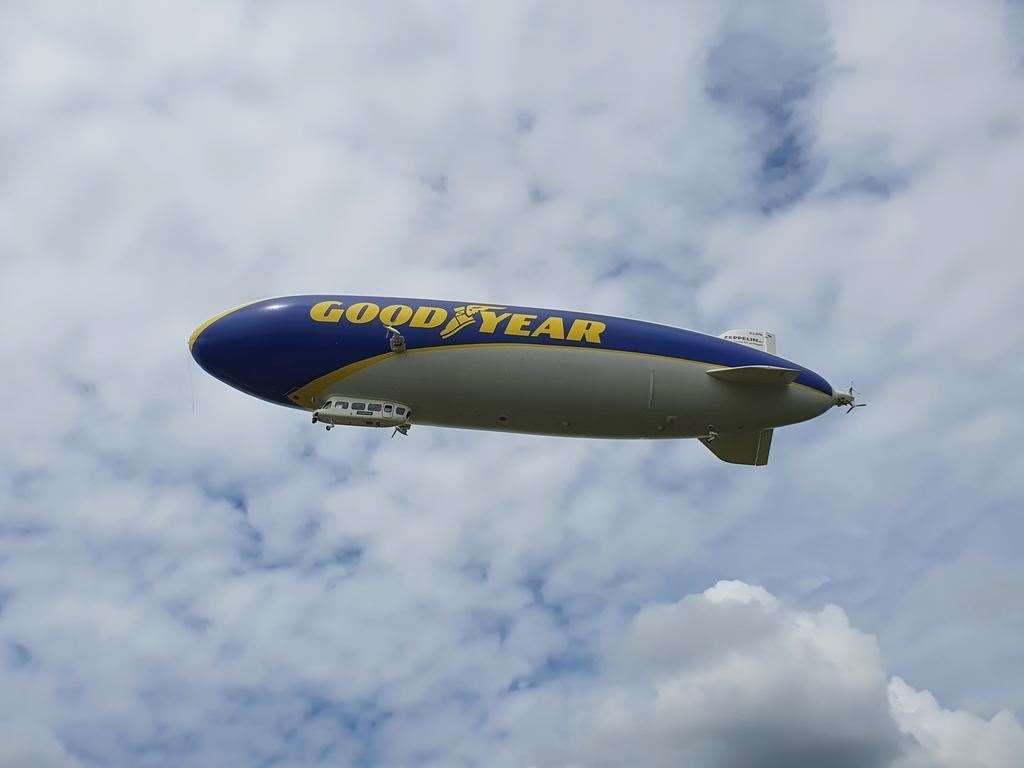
(410, 306, 448, 328)
(345, 302, 380, 324)
(504, 313, 536, 336)
(379, 304, 413, 326)
(477, 310, 511, 334)
(567, 319, 606, 343)
(531, 316, 565, 340)
(310, 300, 343, 323)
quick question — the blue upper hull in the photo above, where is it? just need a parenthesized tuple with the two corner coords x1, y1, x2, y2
(189, 295, 834, 408)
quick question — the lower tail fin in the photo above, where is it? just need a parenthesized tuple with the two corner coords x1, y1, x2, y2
(700, 429, 773, 466)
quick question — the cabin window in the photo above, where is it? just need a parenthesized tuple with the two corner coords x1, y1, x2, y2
(351, 402, 366, 410)
(384, 404, 393, 412)
(368, 403, 382, 412)
(396, 407, 406, 415)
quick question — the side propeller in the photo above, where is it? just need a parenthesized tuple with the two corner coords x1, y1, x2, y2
(385, 325, 407, 353)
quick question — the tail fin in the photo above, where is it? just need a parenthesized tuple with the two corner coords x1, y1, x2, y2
(700, 429, 773, 466)
(720, 329, 777, 354)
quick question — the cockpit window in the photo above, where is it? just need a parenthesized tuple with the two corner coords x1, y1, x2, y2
(338, 401, 349, 409)
(396, 407, 406, 415)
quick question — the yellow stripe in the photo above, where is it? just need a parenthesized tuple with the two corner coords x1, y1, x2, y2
(286, 342, 829, 408)
(188, 300, 261, 351)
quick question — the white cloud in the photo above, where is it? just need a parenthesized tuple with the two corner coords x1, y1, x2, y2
(0, 721, 83, 768)
(890, 677, 1024, 768)
(0, 1, 1022, 766)
(501, 582, 1021, 768)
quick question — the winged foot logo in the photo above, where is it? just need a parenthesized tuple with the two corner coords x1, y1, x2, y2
(309, 300, 606, 344)
(439, 304, 505, 338)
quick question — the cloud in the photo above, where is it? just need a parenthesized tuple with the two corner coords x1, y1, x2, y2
(0, 721, 83, 768)
(556, 581, 903, 768)
(889, 676, 1024, 768)
(487, 581, 1022, 768)
(497, 581, 1024, 768)
(0, 1, 1022, 766)
(879, 553, 1024, 720)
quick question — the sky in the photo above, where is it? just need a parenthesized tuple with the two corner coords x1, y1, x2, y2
(1, 1, 1023, 766)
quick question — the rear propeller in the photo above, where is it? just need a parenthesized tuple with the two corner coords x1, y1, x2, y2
(835, 383, 867, 414)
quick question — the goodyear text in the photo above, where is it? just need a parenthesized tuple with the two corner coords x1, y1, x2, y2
(309, 300, 606, 344)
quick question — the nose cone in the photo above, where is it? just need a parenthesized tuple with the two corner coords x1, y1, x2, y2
(189, 298, 322, 407)
(189, 301, 260, 393)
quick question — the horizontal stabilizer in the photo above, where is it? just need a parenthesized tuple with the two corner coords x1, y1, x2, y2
(701, 429, 773, 466)
(706, 365, 800, 385)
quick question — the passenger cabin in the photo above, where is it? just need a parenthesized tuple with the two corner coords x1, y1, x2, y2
(312, 397, 412, 430)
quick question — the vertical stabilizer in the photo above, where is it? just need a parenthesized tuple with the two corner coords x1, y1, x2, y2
(700, 428, 774, 466)
(719, 329, 777, 354)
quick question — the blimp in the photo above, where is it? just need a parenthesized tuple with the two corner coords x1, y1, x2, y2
(189, 296, 861, 466)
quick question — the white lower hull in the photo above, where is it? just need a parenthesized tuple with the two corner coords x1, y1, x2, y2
(315, 344, 833, 439)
